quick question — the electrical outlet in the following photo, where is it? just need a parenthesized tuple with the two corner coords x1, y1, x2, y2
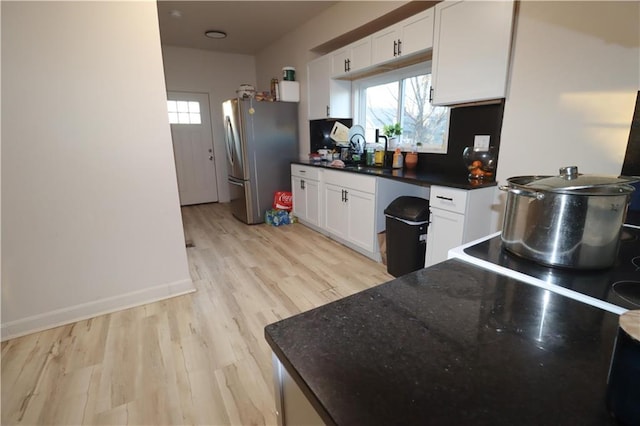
(474, 135, 490, 151)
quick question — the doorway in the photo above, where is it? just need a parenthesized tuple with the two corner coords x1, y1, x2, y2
(167, 91, 218, 205)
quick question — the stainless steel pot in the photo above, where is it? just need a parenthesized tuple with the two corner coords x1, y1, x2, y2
(500, 166, 637, 269)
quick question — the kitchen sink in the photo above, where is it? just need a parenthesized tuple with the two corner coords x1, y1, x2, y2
(343, 164, 392, 174)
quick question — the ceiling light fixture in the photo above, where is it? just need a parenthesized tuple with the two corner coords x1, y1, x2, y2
(204, 30, 227, 39)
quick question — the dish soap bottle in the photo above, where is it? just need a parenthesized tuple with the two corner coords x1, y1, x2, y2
(392, 148, 404, 169)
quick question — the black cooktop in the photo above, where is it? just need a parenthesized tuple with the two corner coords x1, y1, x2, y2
(463, 225, 640, 311)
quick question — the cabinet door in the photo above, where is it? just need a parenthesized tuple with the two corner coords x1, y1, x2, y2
(346, 188, 376, 252)
(291, 176, 308, 221)
(431, 0, 514, 105)
(425, 208, 465, 267)
(308, 55, 351, 119)
(331, 48, 350, 77)
(324, 183, 348, 239)
(399, 8, 434, 56)
(305, 179, 320, 227)
(349, 38, 372, 73)
(371, 26, 400, 65)
(308, 56, 331, 119)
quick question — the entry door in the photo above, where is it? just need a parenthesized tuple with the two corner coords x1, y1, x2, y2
(167, 91, 218, 206)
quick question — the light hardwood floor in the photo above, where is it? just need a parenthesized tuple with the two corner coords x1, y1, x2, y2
(2, 203, 392, 425)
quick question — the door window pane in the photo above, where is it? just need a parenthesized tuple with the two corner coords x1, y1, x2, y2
(167, 100, 201, 125)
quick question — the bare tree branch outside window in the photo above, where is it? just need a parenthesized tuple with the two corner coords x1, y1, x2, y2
(363, 73, 449, 153)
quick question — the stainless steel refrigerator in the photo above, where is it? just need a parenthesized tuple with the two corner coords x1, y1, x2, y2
(223, 98, 298, 224)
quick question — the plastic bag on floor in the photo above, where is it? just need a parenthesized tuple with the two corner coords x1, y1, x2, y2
(265, 209, 294, 226)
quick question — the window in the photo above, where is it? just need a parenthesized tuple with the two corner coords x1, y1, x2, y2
(167, 100, 201, 124)
(354, 62, 449, 153)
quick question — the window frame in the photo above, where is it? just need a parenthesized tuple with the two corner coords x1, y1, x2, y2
(352, 61, 450, 154)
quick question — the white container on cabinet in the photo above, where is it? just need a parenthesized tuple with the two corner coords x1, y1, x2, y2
(279, 81, 300, 102)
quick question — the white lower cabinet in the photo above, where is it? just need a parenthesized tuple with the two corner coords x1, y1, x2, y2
(291, 165, 321, 229)
(425, 185, 495, 267)
(323, 170, 377, 257)
(323, 183, 349, 239)
(425, 208, 465, 267)
(291, 165, 495, 267)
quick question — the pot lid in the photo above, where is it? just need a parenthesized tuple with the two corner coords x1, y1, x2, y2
(520, 166, 638, 193)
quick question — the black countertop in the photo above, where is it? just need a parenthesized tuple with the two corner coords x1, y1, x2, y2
(293, 160, 498, 190)
(265, 259, 619, 426)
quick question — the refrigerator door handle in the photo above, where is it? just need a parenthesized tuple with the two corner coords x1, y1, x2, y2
(228, 177, 244, 187)
(224, 116, 235, 167)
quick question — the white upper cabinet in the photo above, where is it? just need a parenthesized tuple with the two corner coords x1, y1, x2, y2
(331, 38, 372, 77)
(308, 54, 351, 119)
(371, 8, 435, 66)
(431, 0, 515, 106)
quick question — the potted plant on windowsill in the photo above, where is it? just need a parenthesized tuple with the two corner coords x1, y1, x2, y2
(383, 123, 402, 147)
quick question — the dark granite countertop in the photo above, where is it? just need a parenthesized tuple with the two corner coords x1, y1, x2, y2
(265, 259, 619, 426)
(293, 160, 497, 190)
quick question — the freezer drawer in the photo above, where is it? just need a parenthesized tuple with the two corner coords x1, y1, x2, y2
(228, 177, 261, 224)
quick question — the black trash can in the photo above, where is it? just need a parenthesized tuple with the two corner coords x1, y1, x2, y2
(384, 196, 430, 277)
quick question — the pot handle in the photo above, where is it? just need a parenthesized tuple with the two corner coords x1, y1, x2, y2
(499, 185, 545, 200)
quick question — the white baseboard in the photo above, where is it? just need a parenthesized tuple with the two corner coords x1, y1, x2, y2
(0, 278, 195, 342)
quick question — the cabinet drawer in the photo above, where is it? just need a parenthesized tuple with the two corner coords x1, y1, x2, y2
(324, 169, 376, 194)
(430, 186, 468, 214)
(291, 164, 321, 181)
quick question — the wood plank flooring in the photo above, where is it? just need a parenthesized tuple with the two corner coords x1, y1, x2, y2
(2, 202, 392, 425)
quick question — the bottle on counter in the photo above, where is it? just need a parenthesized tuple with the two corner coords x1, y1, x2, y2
(392, 148, 404, 169)
(405, 148, 418, 170)
(366, 149, 375, 166)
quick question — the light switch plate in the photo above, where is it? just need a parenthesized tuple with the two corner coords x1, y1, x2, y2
(474, 135, 490, 151)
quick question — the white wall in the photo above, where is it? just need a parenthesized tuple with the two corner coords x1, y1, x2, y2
(1, 2, 193, 340)
(500, 1, 639, 180)
(492, 0, 640, 228)
(484, 1, 640, 230)
(255, 1, 410, 160)
(161, 46, 257, 203)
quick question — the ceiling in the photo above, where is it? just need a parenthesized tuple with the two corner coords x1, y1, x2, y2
(156, 1, 338, 55)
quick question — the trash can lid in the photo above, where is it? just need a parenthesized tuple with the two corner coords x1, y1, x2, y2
(384, 196, 430, 222)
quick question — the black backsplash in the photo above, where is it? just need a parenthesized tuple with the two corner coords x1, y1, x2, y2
(306, 103, 505, 178)
(417, 101, 505, 176)
(309, 118, 353, 153)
